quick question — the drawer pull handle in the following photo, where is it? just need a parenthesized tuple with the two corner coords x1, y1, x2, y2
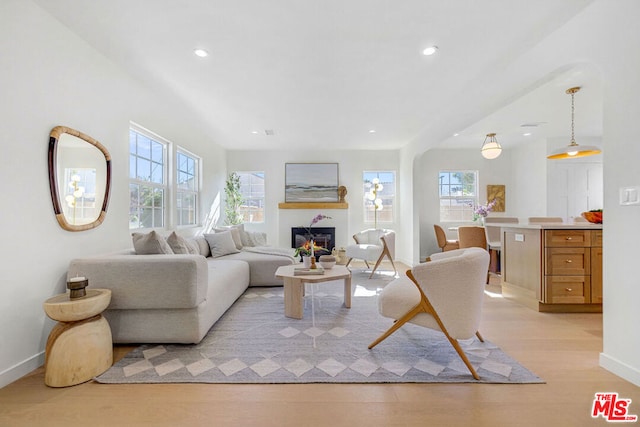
(565, 259, 572, 263)
(565, 288, 573, 292)
(566, 237, 573, 240)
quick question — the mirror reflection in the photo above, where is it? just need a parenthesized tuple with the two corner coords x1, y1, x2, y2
(48, 126, 111, 231)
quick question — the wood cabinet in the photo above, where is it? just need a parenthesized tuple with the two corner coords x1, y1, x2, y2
(501, 225, 602, 312)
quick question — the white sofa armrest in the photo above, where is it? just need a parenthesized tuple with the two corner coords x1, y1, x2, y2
(68, 254, 209, 310)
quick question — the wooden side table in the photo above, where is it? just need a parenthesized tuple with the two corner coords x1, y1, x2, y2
(43, 289, 113, 387)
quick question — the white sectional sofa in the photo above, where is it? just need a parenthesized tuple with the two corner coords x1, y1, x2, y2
(68, 232, 295, 344)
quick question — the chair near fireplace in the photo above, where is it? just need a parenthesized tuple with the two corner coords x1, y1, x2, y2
(344, 229, 397, 278)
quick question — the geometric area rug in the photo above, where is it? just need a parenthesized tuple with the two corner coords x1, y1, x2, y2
(96, 271, 544, 384)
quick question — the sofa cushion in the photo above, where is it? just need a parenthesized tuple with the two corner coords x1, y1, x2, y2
(217, 250, 294, 286)
(166, 232, 199, 254)
(132, 230, 174, 255)
(204, 231, 240, 257)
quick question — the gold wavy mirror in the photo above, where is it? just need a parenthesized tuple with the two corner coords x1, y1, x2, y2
(48, 126, 111, 231)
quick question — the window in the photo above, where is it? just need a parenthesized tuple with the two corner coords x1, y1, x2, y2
(439, 170, 478, 222)
(363, 171, 395, 224)
(237, 171, 265, 223)
(176, 149, 199, 227)
(129, 127, 167, 229)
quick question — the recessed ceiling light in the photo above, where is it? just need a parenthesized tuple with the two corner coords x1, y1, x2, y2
(422, 46, 438, 56)
(523, 132, 532, 136)
(251, 131, 259, 134)
(369, 129, 376, 133)
(194, 49, 208, 58)
(453, 133, 460, 137)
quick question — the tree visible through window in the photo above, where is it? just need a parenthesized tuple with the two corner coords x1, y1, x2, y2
(363, 171, 395, 224)
(237, 171, 265, 223)
(439, 170, 478, 222)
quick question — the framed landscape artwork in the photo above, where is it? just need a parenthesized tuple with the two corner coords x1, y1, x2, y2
(285, 163, 339, 202)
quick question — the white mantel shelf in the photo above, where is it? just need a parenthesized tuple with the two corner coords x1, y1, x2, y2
(278, 202, 348, 209)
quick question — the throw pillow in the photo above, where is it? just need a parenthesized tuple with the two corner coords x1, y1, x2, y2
(166, 232, 199, 255)
(239, 228, 252, 247)
(214, 226, 243, 250)
(248, 231, 267, 247)
(132, 230, 174, 255)
(204, 231, 241, 258)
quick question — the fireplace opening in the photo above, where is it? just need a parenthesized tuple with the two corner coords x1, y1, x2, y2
(291, 227, 335, 259)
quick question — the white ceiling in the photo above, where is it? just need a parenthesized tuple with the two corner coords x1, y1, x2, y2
(33, 0, 600, 151)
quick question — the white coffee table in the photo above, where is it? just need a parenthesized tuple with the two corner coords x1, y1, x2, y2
(275, 265, 352, 319)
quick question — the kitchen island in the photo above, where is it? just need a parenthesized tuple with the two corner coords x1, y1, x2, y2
(497, 223, 602, 312)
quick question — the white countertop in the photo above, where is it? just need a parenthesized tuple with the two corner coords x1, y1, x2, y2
(487, 222, 602, 230)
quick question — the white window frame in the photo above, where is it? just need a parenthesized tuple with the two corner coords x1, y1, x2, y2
(129, 123, 203, 231)
(176, 147, 200, 227)
(237, 171, 265, 224)
(438, 170, 479, 222)
(129, 124, 168, 230)
(363, 171, 396, 225)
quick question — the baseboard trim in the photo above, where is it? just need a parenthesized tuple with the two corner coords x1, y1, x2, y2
(599, 352, 640, 387)
(0, 351, 45, 389)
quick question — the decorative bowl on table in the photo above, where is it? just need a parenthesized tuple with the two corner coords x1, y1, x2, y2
(319, 255, 336, 269)
(581, 210, 603, 224)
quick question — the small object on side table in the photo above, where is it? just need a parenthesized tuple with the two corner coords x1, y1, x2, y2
(67, 276, 88, 298)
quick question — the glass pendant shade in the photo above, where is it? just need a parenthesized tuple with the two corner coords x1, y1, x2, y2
(481, 133, 502, 159)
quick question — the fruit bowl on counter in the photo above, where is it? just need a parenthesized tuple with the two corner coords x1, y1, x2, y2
(581, 210, 603, 224)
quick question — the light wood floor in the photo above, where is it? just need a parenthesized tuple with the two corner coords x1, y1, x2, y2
(1, 263, 638, 427)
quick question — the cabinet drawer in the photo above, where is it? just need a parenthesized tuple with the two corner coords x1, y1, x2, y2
(545, 276, 590, 304)
(591, 230, 603, 247)
(545, 248, 590, 275)
(545, 230, 591, 247)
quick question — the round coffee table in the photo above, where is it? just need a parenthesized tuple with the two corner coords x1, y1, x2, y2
(43, 289, 113, 387)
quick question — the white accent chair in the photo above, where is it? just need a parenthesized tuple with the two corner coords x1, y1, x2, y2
(369, 247, 490, 380)
(345, 229, 397, 278)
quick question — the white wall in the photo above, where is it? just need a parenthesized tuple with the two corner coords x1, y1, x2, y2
(509, 138, 549, 220)
(416, 148, 514, 259)
(0, 1, 227, 387)
(226, 150, 404, 259)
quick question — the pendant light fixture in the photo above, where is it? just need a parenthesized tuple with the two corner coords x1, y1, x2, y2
(481, 133, 502, 159)
(547, 87, 601, 159)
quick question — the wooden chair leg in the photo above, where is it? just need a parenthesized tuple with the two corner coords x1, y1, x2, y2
(446, 335, 480, 380)
(369, 255, 384, 279)
(368, 304, 423, 349)
(475, 331, 484, 342)
(369, 246, 396, 278)
(345, 258, 353, 268)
